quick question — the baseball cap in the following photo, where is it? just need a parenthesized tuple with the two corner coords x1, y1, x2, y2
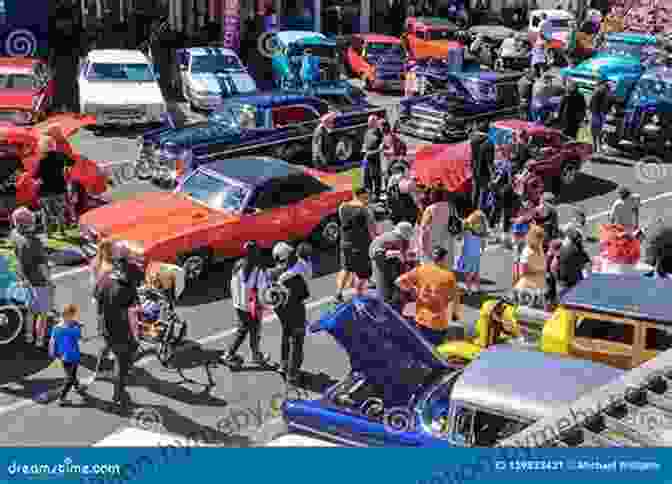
(272, 241, 294, 261)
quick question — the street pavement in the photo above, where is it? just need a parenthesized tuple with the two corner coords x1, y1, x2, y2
(1, 83, 670, 447)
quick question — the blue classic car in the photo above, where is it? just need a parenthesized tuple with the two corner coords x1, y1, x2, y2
(176, 47, 257, 111)
(138, 91, 385, 186)
(270, 31, 341, 89)
(399, 70, 523, 141)
(281, 296, 623, 447)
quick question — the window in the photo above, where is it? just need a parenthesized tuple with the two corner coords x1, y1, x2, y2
(87, 63, 155, 81)
(271, 105, 318, 127)
(645, 326, 672, 352)
(178, 171, 250, 212)
(252, 175, 327, 209)
(575, 318, 634, 345)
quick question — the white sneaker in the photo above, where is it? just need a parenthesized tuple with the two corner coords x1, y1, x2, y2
(25, 336, 34, 344)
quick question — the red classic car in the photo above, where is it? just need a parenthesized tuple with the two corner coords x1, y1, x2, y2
(346, 34, 405, 91)
(492, 119, 592, 198)
(0, 114, 108, 222)
(79, 157, 353, 282)
(0, 58, 54, 125)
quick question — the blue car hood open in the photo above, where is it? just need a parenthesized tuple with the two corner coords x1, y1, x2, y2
(310, 296, 452, 385)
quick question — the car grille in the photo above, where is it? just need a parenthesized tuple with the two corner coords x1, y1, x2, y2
(102, 105, 145, 117)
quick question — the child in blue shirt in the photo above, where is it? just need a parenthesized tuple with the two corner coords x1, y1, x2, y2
(49, 304, 86, 406)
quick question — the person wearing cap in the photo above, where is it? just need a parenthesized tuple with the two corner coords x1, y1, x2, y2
(10, 207, 52, 347)
(396, 246, 463, 345)
(336, 187, 376, 303)
(609, 186, 639, 233)
(369, 221, 415, 310)
(590, 78, 611, 153)
(221, 241, 269, 367)
(93, 250, 140, 407)
(362, 115, 385, 200)
(312, 112, 336, 169)
(267, 242, 310, 385)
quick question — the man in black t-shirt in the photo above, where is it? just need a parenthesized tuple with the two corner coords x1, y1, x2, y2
(335, 188, 376, 302)
(556, 227, 591, 298)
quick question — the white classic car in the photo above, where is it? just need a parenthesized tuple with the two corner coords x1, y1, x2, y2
(78, 49, 167, 126)
(177, 47, 257, 111)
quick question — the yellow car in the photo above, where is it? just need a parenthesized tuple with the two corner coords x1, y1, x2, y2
(437, 273, 672, 370)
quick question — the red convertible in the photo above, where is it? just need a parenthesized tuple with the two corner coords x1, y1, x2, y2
(79, 157, 353, 282)
(0, 114, 108, 222)
(346, 34, 405, 91)
(0, 57, 54, 125)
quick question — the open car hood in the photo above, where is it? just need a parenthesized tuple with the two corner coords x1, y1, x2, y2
(309, 296, 452, 386)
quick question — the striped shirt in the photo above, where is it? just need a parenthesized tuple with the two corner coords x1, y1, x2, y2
(230, 266, 268, 312)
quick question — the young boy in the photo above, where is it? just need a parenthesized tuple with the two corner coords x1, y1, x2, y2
(50, 304, 86, 406)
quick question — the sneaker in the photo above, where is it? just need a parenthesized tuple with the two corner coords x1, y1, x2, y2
(251, 353, 270, 365)
(58, 398, 70, 407)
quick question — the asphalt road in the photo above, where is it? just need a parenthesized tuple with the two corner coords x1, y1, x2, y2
(0, 82, 670, 447)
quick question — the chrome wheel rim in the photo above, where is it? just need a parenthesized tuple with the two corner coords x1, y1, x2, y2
(561, 165, 578, 185)
(0, 308, 22, 345)
(183, 255, 205, 280)
(335, 138, 353, 162)
(322, 220, 340, 245)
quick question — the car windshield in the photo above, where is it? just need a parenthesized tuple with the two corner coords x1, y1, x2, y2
(428, 29, 454, 40)
(179, 170, 249, 212)
(600, 40, 653, 58)
(635, 78, 672, 98)
(87, 63, 154, 81)
(366, 43, 404, 57)
(209, 104, 258, 129)
(0, 73, 35, 89)
(191, 55, 243, 73)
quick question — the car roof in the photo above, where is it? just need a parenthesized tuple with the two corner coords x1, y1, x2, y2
(530, 9, 574, 18)
(276, 31, 326, 44)
(452, 346, 623, 421)
(560, 273, 672, 324)
(606, 32, 657, 44)
(201, 156, 309, 186)
(183, 47, 239, 57)
(0, 57, 40, 71)
(356, 34, 401, 44)
(87, 49, 150, 63)
(217, 91, 323, 109)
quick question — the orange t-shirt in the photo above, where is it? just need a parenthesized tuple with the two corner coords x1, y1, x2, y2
(397, 263, 457, 331)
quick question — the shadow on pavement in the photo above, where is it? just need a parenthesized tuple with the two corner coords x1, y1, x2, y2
(556, 173, 618, 205)
(0, 345, 52, 388)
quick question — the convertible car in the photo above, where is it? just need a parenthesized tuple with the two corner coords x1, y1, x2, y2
(281, 296, 623, 446)
(399, 70, 522, 141)
(139, 90, 384, 186)
(0, 114, 108, 222)
(79, 156, 352, 282)
(0, 57, 54, 125)
(346, 34, 405, 91)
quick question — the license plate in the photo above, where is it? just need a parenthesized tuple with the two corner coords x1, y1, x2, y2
(603, 125, 616, 133)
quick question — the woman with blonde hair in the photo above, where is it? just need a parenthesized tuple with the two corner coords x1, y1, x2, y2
(513, 224, 546, 308)
(457, 210, 489, 294)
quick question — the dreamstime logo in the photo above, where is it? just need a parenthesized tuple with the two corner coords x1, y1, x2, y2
(257, 32, 281, 59)
(634, 156, 667, 184)
(260, 283, 290, 309)
(130, 407, 165, 432)
(5, 29, 37, 56)
(382, 406, 417, 434)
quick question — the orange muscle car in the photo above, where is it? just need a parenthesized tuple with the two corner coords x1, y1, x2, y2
(79, 156, 353, 282)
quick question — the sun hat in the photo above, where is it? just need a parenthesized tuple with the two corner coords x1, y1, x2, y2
(394, 221, 415, 240)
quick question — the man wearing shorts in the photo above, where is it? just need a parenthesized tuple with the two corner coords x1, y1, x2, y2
(335, 188, 376, 303)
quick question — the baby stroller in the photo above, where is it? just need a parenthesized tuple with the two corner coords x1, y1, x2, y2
(134, 263, 187, 365)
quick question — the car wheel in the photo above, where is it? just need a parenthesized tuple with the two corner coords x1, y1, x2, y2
(178, 249, 210, 282)
(560, 160, 579, 186)
(311, 215, 340, 249)
(494, 58, 504, 71)
(0, 306, 23, 346)
(333, 136, 355, 164)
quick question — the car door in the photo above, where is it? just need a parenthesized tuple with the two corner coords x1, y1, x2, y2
(269, 104, 321, 160)
(283, 174, 332, 239)
(569, 312, 637, 369)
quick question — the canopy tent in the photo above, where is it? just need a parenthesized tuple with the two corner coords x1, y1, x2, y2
(410, 142, 472, 193)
